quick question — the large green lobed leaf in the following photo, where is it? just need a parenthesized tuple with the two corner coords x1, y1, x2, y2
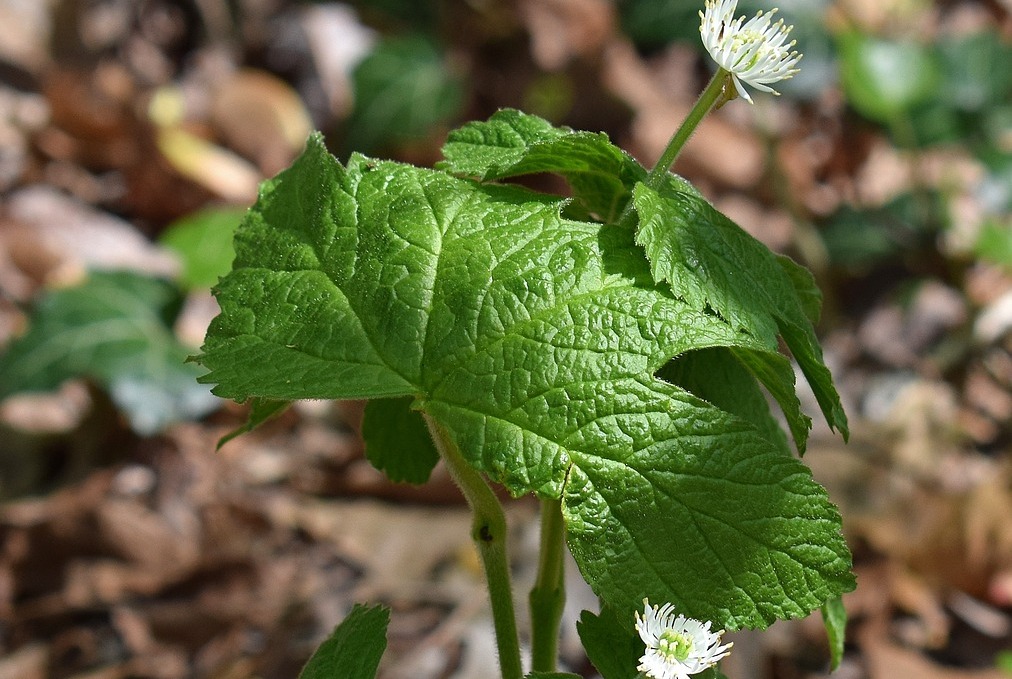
(198, 120, 854, 629)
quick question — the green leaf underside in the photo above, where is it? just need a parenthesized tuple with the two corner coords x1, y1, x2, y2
(298, 604, 389, 679)
(0, 271, 215, 434)
(440, 109, 647, 223)
(362, 396, 439, 484)
(633, 182, 849, 447)
(821, 596, 848, 670)
(199, 131, 853, 629)
(577, 607, 642, 679)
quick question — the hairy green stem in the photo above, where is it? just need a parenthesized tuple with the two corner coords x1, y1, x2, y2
(644, 68, 730, 191)
(423, 413, 523, 679)
(529, 497, 566, 672)
(616, 68, 730, 231)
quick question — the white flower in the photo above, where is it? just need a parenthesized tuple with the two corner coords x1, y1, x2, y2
(699, 0, 802, 103)
(635, 599, 733, 679)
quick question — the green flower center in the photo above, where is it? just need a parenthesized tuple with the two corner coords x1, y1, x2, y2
(729, 30, 765, 69)
(658, 630, 694, 662)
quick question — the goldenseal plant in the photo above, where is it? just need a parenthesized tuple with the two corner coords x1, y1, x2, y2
(196, 4, 853, 678)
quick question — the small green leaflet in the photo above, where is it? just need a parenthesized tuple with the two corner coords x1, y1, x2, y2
(298, 604, 389, 679)
(216, 398, 289, 448)
(362, 396, 439, 484)
(198, 116, 854, 630)
(0, 271, 216, 434)
(440, 108, 646, 222)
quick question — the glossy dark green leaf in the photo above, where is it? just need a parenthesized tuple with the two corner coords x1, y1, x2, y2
(633, 182, 848, 448)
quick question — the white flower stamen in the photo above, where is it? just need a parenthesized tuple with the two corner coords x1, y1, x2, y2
(635, 599, 733, 679)
(699, 0, 802, 103)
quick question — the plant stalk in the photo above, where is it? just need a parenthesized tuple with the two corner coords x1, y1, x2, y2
(529, 496, 566, 672)
(616, 68, 730, 231)
(644, 68, 730, 191)
(423, 413, 523, 679)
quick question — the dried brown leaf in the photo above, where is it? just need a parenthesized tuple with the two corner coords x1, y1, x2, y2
(519, 0, 616, 71)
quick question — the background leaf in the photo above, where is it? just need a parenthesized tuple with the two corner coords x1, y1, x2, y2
(618, 0, 700, 49)
(820, 192, 945, 270)
(0, 271, 216, 435)
(345, 36, 463, 155)
(160, 207, 245, 289)
(837, 33, 938, 122)
(976, 220, 1012, 269)
(906, 31, 1012, 147)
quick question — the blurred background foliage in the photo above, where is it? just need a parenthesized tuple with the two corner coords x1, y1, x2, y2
(0, 0, 1010, 677)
